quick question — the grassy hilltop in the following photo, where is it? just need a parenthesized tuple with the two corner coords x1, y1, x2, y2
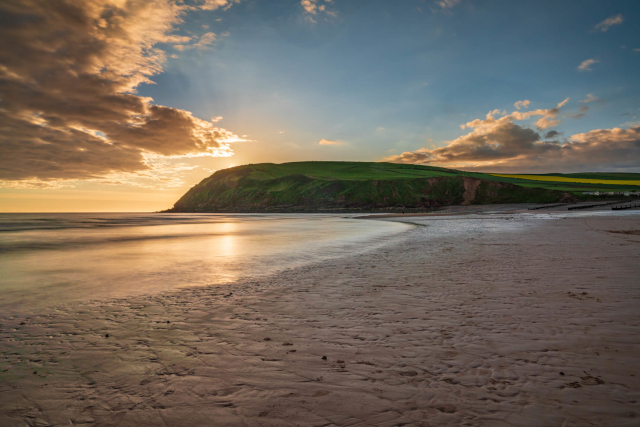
(166, 161, 635, 213)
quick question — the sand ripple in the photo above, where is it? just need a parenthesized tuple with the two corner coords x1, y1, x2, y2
(1, 214, 639, 426)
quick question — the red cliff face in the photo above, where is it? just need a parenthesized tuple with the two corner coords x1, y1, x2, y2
(462, 178, 482, 205)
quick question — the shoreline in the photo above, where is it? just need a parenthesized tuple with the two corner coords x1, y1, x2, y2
(0, 214, 411, 317)
(360, 200, 639, 219)
(1, 212, 639, 426)
(360, 211, 482, 219)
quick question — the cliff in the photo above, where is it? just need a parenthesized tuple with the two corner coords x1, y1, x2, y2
(166, 162, 574, 213)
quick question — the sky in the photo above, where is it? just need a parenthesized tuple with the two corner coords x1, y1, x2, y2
(0, 0, 639, 212)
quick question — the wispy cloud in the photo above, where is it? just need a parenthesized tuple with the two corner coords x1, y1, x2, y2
(593, 14, 624, 32)
(580, 94, 598, 103)
(175, 32, 220, 51)
(436, 0, 461, 9)
(193, 32, 217, 49)
(318, 139, 343, 145)
(577, 59, 599, 71)
(573, 105, 589, 119)
(301, 0, 317, 14)
(301, 0, 337, 22)
(534, 98, 569, 129)
(199, 0, 241, 11)
(514, 100, 530, 110)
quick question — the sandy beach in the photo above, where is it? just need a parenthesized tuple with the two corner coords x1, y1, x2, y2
(1, 212, 639, 427)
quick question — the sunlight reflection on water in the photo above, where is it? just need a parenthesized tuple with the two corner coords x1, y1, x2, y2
(0, 213, 411, 314)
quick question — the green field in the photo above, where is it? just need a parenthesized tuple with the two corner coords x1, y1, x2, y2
(197, 162, 640, 193)
(480, 174, 640, 193)
(198, 161, 460, 183)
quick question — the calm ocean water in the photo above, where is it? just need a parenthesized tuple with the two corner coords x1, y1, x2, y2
(0, 213, 411, 314)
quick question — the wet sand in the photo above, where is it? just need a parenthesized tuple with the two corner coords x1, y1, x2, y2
(360, 200, 637, 218)
(1, 213, 639, 426)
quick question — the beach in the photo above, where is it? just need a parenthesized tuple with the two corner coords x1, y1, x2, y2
(1, 211, 639, 426)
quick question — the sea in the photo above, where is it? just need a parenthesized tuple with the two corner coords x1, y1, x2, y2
(0, 213, 411, 315)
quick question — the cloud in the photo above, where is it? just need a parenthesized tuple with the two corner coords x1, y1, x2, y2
(383, 101, 640, 172)
(532, 99, 567, 129)
(211, 116, 223, 122)
(580, 94, 598, 103)
(593, 14, 624, 32)
(622, 120, 640, 128)
(301, 0, 336, 21)
(460, 99, 568, 131)
(301, 0, 317, 14)
(199, 0, 241, 11)
(318, 139, 343, 145)
(514, 100, 531, 110)
(0, 0, 241, 186)
(192, 32, 217, 49)
(544, 130, 560, 139)
(390, 112, 544, 166)
(572, 105, 589, 119)
(437, 0, 461, 9)
(175, 32, 218, 51)
(578, 59, 599, 71)
(386, 124, 640, 172)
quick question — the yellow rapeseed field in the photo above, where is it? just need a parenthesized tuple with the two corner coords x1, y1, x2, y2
(489, 174, 640, 186)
